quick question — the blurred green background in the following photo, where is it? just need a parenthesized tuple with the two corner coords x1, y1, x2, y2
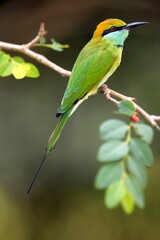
(0, 0, 160, 239)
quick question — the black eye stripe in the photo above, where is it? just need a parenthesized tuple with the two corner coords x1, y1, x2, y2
(102, 26, 124, 36)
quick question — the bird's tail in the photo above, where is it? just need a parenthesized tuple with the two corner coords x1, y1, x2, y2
(47, 108, 72, 152)
(26, 108, 72, 195)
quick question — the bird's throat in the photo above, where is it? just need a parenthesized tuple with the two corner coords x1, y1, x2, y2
(103, 29, 129, 47)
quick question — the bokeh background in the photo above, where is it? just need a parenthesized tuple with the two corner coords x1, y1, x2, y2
(0, 0, 160, 239)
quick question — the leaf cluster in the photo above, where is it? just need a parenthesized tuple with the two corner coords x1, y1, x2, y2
(0, 51, 39, 79)
(95, 100, 154, 214)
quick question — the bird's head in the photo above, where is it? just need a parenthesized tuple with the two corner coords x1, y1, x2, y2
(93, 19, 148, 46)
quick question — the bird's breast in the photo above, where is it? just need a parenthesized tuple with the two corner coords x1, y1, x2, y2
(94, 46, 123, 90)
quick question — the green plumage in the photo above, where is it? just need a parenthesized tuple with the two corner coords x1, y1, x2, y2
(48, 38, 123, 152)
(58, 39, 121, 114)
(47, 39, 123, 152)
(47, 108, 72, 152)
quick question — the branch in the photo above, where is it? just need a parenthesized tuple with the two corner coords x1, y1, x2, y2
(99, 84, 160, 130)
(0, 23, 71, 77)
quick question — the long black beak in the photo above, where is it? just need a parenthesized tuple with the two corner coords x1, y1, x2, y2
(124, 22, 149, 29)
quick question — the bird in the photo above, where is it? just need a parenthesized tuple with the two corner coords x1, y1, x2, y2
(26, 18, 148, 194)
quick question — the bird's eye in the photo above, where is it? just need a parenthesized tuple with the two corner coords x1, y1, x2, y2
(102, 26, 118, 36)
(110, 26, 117, 31)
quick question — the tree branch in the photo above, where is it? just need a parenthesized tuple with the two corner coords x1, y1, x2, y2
(99, 84, 160, 130)
(0, 23, 71, 77)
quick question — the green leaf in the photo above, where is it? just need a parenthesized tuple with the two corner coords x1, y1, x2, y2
(12, 56, 25, 63)
(125, 175, 145, 208)
(100, 119, 129, 141)
(130, 138, 153, 167)
(118, 100, 136, 116)
(127, 155, 148, 189)
(105, 181, 126, 208)
(39, 36, 46, 44)
(94, 162, 123, 189)
(0, 51, 10, 62)
(0, 51, 40, 79)
(12, 65, 27, 79)
(133, 123, 154, 144)
(12, 63, 39, 79)
(36, 39, 69, 52)
(0, 51, 16, 77)
(25, 63, 40, 78)
(121, 191, 135, 214)
(50, 38, 69, 52)
(0, 51, 12, 76)
(0, 59, 13, 77)
(98, 140, 129, 162)
(0, 51, 5, 58)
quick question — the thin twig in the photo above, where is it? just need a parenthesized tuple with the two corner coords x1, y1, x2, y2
(38, 22, 47, 36)
(25, 22, 47, 48)
(25, 36, 41, 49)
(99, 84, 160, 130)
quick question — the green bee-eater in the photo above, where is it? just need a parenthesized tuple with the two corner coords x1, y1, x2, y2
(27, 18, 148, 193)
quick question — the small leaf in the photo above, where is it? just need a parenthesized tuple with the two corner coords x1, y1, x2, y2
(0, 51, 14, 77)
(0, 51, 39, 79)
(130, 138, 153, 167)
(12, 56, 25, 63)
(104, 181, 126, 208)
(0, 59, 13, 77)
(25, 63, 40, 78)
(118, 100, 136, 116)
(125, 175, 145, 208)
(0, 51, 10, 62)
(36, 39, 69, 52)
(121, 191, 135, 214)
(94, 162, 123, 189)
(12, 65, 27, 79)
(133, 123, 154, 144)
(0, 52, 11, 76)
(98, 141, 129, 162)
(50, 38, 69, 52)
(39, 36, 46, 44)
(0, 51, 5, 58)
(127, 155, 148, 189)
(100, 119, 129, 141)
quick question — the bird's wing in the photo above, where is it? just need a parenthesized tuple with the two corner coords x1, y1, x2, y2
(59, 41, 118, 114)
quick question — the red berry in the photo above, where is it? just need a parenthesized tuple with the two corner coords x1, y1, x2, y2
(130, 115, 140, 122)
